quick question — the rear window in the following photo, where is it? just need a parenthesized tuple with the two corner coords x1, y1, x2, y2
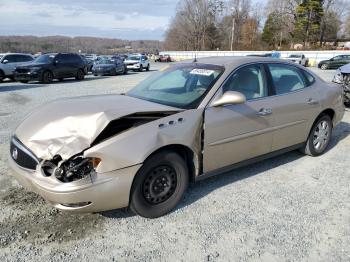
(268, 64, 306, 95)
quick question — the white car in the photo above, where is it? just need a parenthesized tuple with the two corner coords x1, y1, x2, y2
(124, 54, 150, 72)
(0, 53, 34, 81)
(285, 53, 309, 67)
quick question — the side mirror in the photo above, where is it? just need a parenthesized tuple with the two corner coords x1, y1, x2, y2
(2, 59, 8, 64)
(212, 91, 246, 107)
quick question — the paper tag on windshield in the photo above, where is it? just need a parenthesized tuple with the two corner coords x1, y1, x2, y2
(190, 69, 215, 76)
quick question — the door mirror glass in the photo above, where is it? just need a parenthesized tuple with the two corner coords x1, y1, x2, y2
(2, 59, 8, 64)
(212, 91, 246, 107)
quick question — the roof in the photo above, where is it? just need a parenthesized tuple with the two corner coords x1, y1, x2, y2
(180, 56, 294, 69)
(0, 53, 33, 56)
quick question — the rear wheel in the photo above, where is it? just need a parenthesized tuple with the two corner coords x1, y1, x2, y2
(76, 69, 85, 81)
(42, 70, 53, 83)
(139, 65, 143, 72)
(301, 115, 333, 156)
(130, 151, 189, 218)
(146, 64, 150, 71)
(123, 66, 128, 75)
(0, 70, 4, 82)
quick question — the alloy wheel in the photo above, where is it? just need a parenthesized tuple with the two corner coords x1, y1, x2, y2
(313, 120, 331, 152)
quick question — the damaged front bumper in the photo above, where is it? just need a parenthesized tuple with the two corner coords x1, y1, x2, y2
(9, 148, 141, 213)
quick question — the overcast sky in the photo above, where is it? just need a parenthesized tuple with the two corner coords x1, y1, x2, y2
(0, 0, 265, 40)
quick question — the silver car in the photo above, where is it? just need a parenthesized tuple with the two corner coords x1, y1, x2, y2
(0, 53, 34, 81)
(9, 57, 344, 218)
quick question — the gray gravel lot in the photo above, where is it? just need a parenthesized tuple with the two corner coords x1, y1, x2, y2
(0, 64, 349, 262)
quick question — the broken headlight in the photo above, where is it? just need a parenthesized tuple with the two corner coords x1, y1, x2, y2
(42, 155, 101, 183)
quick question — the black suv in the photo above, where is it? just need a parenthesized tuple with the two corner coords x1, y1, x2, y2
(14, 53, 86, 83)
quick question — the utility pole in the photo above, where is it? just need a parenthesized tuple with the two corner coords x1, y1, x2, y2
(230, 16, 235, 51)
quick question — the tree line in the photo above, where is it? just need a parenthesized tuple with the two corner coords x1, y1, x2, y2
(0, 35, 163, 54)
(164, 0, 350, 51)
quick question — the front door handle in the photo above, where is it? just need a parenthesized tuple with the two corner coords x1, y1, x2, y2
(307, 98, 319, 105)
(257, 108, 272, 116)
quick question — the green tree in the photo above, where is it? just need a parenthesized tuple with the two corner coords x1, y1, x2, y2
(262, 12, 283, 48)
(294, 0, 324, 46)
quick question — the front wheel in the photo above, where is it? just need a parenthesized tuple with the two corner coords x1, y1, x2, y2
(320, 64, 328, 70)
(301, 115, 333, 156)
(130, 151, 189, 218)
(42, 71, 53, 83)
(146, 64, 150, 71)
(139, 65, 143, 72)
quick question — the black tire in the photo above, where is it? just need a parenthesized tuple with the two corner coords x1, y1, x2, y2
(123, 66, 128, 75)
(41, 70, 53, 84)
(146, 64, 150, 71)
(20, 81, 29, 84)
(0, 70, 4, 82)
(130, 151, 189, 218)
(75, 69, 85, 81)
(320, 64, 328, 70)
(301, 115, 333, 156)
(139, 65, 143, 72)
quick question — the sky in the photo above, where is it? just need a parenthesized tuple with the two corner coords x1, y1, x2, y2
(0, 0, 266, 40)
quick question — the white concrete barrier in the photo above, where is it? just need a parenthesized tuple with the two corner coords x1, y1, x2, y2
(160, 50, 350, 66)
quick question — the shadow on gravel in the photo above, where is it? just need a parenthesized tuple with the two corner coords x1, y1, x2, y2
(326, 121, 350, 152)
(0, 84, 45, 92)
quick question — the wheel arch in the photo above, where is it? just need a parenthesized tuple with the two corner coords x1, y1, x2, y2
(144, 144, 198, 183)
(307, 108, 335, 139)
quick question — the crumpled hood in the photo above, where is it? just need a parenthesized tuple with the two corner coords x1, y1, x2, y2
(15, 94, 179, 160)
(339, 63, 350, 74)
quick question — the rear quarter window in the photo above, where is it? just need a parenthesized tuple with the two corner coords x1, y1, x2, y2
(268, 64, 306, 95)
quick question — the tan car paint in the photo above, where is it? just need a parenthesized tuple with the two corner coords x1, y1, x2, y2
(9, 57, 345, 213)
(15, 94, 179, 160)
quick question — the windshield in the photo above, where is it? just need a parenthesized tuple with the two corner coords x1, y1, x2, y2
(127, 64, 224, 109)
(128, 56, 141, 61)
(96, 59, 114, 65)
(34, 54, 55, 63)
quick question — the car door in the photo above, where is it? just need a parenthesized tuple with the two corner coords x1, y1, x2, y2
(266, 63, 321, 151)
(1, 55, 18, 75)
(203, 64, 274, 173)
(141, 55, 148, 67)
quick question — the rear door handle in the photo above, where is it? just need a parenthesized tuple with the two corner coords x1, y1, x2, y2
(257, 108, 272, 116)
(307, 98, 319, 105)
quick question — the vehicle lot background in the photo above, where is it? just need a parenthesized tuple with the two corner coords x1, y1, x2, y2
(0, 63, 349, 261)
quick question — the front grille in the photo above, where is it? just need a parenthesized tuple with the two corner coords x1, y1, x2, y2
(16, 68, 30, 74)
(10, 137, 40, 170)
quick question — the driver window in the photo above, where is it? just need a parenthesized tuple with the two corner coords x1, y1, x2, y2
(222, 64, 268, 100)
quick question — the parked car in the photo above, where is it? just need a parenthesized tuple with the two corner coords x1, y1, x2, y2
(285, 53, 309, 67)
(80, 55, 94, 73)
(156, 54, 172, 62)
(332, 63, 350, 107)
(92, 58, 127, 76)
(318, 54, 350, 70)
(14, 53, 86, 84)
(0, 53, 34, 81)
(124, 54, 150, 71)
(9, 57, 344, 218)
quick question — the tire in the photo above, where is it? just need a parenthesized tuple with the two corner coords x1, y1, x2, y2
(139, 65, 143, 72)
(320, 64, 328, 70)
(20, 81, 29, 84)
(0, 70, 4, 82)
(41, 70, 53, 84)
(301, 115, 333, 156)
(130, 151, 189, 218)
(75, 69, 85, 81)
(123, 66, 128, 75)
(146, 64, 150, 71)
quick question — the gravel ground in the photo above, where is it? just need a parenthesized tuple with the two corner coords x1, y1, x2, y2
(0, 64, 349, 262)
